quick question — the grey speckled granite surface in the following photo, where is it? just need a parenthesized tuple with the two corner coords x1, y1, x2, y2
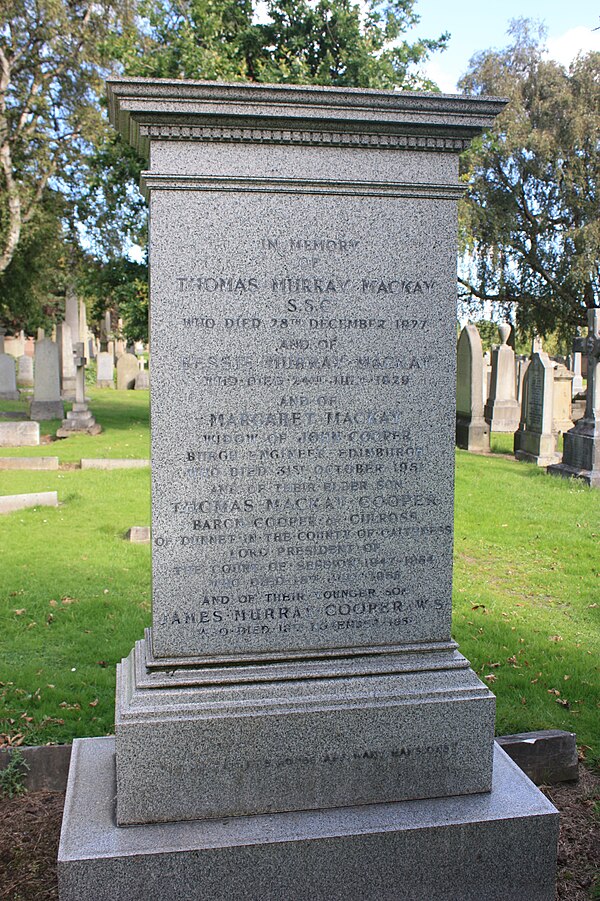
(59, 737, 558, 901)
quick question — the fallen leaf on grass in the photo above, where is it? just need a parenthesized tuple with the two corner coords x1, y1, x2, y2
(97, 661, 108, 668)
(89, 699, 99, 707)
(49, 599, 58, 607)
(13, 609, 26, 615)
(548, 635, 563, 642)
(484, 674, 497, 683)
(556, 698, 570, 708)
(61, 596, 78, 605)
(548, 688, 561, 696)
(520, 697, 527, 705)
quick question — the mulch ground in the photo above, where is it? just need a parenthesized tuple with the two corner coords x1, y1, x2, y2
(0, 769, 598, 900)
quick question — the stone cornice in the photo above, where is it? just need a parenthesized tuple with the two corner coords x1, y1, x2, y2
(107, 77, 507, 161)
(140, 173, 465, 200)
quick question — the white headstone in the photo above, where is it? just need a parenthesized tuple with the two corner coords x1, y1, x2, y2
(57, 322, 76, 399)
(17, 354, 34, 387)
(96, 351, 115, 388)
(30, 339, 64, 420)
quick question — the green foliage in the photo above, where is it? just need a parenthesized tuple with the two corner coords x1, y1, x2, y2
(121, 0, 448, 89)
(0, 748, 29, 798)
(458, 20, 600, 344)
(0, 191, 67, 333)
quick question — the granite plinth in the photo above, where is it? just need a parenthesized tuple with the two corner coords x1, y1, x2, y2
(514, 431, 560, 467)
(115, 636, 494, 826)
(58, 737, 558, 901)
(456, 417, 489, 453)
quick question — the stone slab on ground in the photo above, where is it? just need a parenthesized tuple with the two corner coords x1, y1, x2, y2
(126, 526, 151, 543)
(58, 737, 558, 901)
(0, 745, 72, 792)
(0, 421, 40, 447)
(0, 457, 59, 470)
(0, 491, 58, 514)
(497, 730, 579, 785)
(80, 458, 150, 470)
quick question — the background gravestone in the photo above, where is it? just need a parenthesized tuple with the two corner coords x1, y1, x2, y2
(484, 322, 520, 432)
(30, 339, 64, 420)
(116, 352, 138, 389)
(456, 323, 490, 452)
(17, 354, 34, 387)
(57, 323, 76, 399)
(552, 363, 574, 435)
(549, 309, 600, 487)
(0, 352, 19, 400)
(96, 351, 115, 388)
(514, 352, 560, 466)
(58, 79, 558, 901)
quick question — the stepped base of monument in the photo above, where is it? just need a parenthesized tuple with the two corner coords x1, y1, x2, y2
(58, 737, 558, 901)
(114, 637, 495, 825)
(456, 416, 490, 453)
(547, 427, 599, 487)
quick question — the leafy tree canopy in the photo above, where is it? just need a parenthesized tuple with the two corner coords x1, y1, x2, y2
(458, 19, 600, 345)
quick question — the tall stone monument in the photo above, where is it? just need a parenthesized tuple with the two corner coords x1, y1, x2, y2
(549, 308, 600, 487)
(57, 322, 77, 399)
(456, 323, 490, 452)
(30, 338, 64, 420)
(58, 79, 558, 900)
(484, 322, 520, 432)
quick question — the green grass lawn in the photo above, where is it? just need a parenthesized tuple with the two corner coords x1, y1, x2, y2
(0, 388, 150, 462)
(0, 393, 598, 762)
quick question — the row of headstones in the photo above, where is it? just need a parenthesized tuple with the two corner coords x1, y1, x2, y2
(1, 310, 148, 433)
(456, 323, 581, 465)
(97, 351, 149, 390)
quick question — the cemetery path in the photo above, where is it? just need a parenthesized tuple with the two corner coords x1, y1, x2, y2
(0, 769, 597, 900)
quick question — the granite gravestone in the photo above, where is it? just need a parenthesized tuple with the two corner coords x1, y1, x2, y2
(549, 308, 600, 487)
(58, 79, 558, 901)
(30, 339, 64, 420)
(514, 351, 560, 466)
(456, 323, 490, 452)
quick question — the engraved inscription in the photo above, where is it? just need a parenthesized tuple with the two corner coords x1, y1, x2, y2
(152, 211, 455, 658)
